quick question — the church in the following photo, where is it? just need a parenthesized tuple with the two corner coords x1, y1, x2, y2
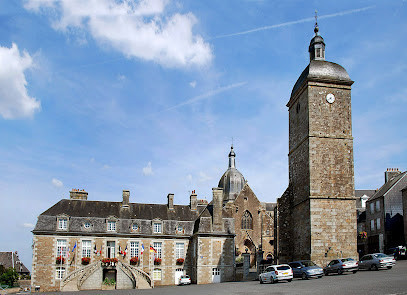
(31, 22, 357, 291)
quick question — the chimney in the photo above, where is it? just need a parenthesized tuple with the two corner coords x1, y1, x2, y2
(212, 187, 223, 232)
(122, 190, 130, 207)
(190, 190, 197, 211)
(385, 168, 401, 183)
(70, 189, 88, 200)
(167, 193, 174, 210)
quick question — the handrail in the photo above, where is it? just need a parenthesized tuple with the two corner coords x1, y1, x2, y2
(77, 261, 101, 289)
(120, 262, 154, 288)
(118, 262, 136, 288)
(61, 262, 96, 287)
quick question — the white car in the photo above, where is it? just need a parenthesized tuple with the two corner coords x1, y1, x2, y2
(259, 264, 293, 284)
(178, 275, 191, 285)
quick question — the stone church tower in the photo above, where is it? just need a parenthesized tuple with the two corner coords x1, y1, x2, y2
(277, 22, 358, 266)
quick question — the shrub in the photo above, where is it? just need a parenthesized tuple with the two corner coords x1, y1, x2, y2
(130, 257, 139, 265)
(82, 257, 91, 265)
(176, 258, 184, 265)
(154, 258, 161, 265)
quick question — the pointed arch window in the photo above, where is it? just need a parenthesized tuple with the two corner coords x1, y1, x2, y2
(241, 211, 253, 230)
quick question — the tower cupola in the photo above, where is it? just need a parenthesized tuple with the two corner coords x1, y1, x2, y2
(228, 145, 236, 168)
(309, 12, 325, 61)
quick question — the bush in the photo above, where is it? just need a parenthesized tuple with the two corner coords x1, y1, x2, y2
(103, 278, 116, 285)
(130, 257, 139, 265)
(0, 268, 18, 287)
(82, 257, 91, 265)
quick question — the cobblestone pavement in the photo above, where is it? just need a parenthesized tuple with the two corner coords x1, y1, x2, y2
(39, 260, 407, 295)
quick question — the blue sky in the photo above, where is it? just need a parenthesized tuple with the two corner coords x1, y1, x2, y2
(0, 0, 406, 269)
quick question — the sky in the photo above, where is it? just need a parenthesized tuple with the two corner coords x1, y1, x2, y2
(0, 0, 406, 270)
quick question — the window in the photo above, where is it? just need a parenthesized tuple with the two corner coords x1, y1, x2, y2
(153, 269, 162, 280)
(212, 268, 220, 275)
(107, 241, 116, 258)
(376, 200, 380, 212)
(132, 223, 139, 231)
(153, 222, 162, 234)
(82, 240, 91, 258)
(376, 218, 381, 230)
(56, 267, 65, 279)
(130, 241, 139, 258)
(57, 239, 67, 258)
(370, 203, 374, 214)
(84, 222, 91, 229)
(153, 242, 162, 259)
(175, 243, 184, 259)
(58, 218, 68, 230)
(241, 211, 253, 230)
(107, 221, 116, 231)
(177, 225, 183, 233)
(370, 219, 375, 231)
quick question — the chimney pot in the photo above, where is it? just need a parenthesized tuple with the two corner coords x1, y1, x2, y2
(190, 191, 197, 211)
(70, 189, 88, 200)
(167, 193, 174, 210)
(122, 190, 130, 207)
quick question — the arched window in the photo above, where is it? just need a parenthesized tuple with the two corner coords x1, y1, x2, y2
(241, 211, 253, 230)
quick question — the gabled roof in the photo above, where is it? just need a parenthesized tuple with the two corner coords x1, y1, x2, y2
(368, 171, 407, 202)
(0, 252, 30, 274)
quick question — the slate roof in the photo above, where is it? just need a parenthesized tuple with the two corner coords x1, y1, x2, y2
(355, 190, 376, 199)
(265, 203, 276, 211)
(0, 252, 30, 274)
(368, 171, 407, 202)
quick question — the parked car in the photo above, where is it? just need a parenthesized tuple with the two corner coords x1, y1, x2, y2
(359, 253, 396, 270)
(178, 275, 191, 285)
(259, 264, 293, 284)
(324, 258, 358, 275)
(387, 246, 406, 260)
(288, 260, 324, 279)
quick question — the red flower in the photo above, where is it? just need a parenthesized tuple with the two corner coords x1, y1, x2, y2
(154, 258, 161, 265)
(82, 257, 91, 265)
(56, 256, 65, 264)
(102, 258, 110, 264)
(110, 258, 118, 263)
(130, 257, 139, 265)
(176, 258, 184, 265)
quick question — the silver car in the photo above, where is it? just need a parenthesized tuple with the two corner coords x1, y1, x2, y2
(324, 258, 358, 275)
(359, 253, 396, 270)
(259, 264, 293, 284)
(288, 260, 324, 279)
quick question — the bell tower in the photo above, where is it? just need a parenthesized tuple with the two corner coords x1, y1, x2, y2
(280, 21, 357, 266)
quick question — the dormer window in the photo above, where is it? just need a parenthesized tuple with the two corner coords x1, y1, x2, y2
(84, 222, 91, 229)
(107, 221, 116, 232)
(153, 222, 162, 234)
(57, 216, 68, 230)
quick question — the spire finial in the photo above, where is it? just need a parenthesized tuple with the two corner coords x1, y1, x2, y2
(314, 10, 319, 35)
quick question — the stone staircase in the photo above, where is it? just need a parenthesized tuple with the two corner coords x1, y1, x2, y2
(61, 261, 100, 291)
(118, 262, 154, 289)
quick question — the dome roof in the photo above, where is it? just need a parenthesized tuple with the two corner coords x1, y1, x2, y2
(290, 60, 353, 98)
(218, 146, 246, 203)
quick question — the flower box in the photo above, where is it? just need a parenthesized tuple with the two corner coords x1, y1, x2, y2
(176, 258, 184, 265)
(154, 258, 161, 265)
(56, 256, 65, 264)
(82, 257, 91, 265)
(130, 257, 139, 265)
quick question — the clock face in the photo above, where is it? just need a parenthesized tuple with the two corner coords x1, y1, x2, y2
(326, 93, 335, 104)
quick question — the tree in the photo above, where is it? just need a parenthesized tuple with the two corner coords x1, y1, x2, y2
(0, 268, 19, 287)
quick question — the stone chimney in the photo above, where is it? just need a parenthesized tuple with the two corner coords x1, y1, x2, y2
(212, 188, 223, 232)
(167, 193, 174, 210)
(190, 190, 197, 211)
(385, 168, 401, 183)
(70, 189, 88, 200)
(122, 190, 130, 207)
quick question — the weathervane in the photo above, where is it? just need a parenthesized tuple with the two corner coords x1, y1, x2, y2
(314, 10, 319, 35)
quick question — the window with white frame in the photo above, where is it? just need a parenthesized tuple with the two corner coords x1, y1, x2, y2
(177, 224, 183, 233)
(153, 242, 162, 259)
(153, 222, 162, 234)
(376, 200, 380, 212)
(130, 241, 139, 258)
(107, 221, 116, 231)
(376, 218, 381, 230)
(153, 269, 162, 280)
(58, 218, 68, 230)
(57, 239, 67, 258)
(132, 223, 139, 231)
(370, 203, 374, 214)
(370, 219, 375, 231)
(175, 243, 184, 259)
(84, 222, 91, 229)
(56, 267, 65, 279)
(82, 240, 92, 258)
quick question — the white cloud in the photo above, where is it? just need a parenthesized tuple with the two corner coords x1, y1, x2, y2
(189, 80, 196, 88)
(25, 0, 213, 68)
(0, 43, 40, 119)
(142, 162, 154, 176)
(51, 178, 63, 188)
(198, 171, 212, 183)
(22, 223, 35, 228)
(102, 164, 111, 169)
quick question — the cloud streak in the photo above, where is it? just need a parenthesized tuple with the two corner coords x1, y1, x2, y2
(212, 6, 375, 39)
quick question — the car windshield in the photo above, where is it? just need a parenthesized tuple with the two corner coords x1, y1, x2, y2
(301, 261, 316, 267)
(342, 258, 354, 262)
(181, 275, 189, 279)
(277, 266, 290, 270)
(374, 253, 388, 258)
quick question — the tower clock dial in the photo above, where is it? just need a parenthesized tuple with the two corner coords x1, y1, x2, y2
(326, 93, 335, 104)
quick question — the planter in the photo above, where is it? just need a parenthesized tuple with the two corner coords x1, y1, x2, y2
(82, 257, 91, 265)
(56, 256, 65, 264)
(176, 258, 184, 265)
(102, 284, 116, 290)
(130, 257, 139, 265)
(154, 258, 161, 265)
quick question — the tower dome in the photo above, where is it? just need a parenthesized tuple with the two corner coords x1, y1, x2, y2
(218, 145, 246, 203)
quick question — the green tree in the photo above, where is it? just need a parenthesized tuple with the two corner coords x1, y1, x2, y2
(0, 268, 19, 287)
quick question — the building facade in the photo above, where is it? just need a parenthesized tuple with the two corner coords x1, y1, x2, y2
(277, 23, 358, 266)
(31, 189, 235, 292)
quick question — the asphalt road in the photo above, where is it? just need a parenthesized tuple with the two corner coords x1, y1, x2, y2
(42, 260, 407, 295)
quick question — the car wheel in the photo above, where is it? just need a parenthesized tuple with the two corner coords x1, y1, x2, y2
(302, 273, 308, 280)
(387, 266, 392, 269)
(372, 264, 378, 271)
(353, 270, 357, 274)
(318, 276, 323, 279)
(260, 278, 263, 284)
(270, 277, 275, 284)
(337, 269, 343, 275)
(288, 279, 292, 282)
(324, 270, 329, 276)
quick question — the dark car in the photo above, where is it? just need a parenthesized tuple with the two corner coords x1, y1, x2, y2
(288, 260, 324, 279)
